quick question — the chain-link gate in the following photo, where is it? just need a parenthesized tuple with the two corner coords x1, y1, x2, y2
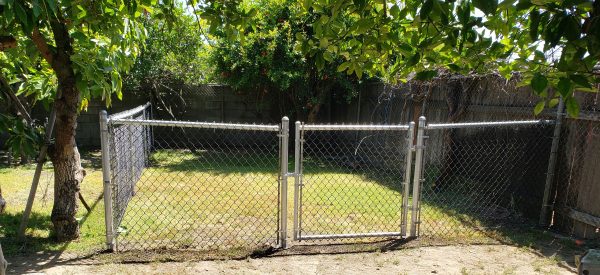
(409, 117, 555, 240)
(100, 103, 288, 251)
(292, 123, 415, 241)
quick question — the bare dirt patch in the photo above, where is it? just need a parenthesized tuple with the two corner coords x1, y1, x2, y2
(9, 244, 577, 274)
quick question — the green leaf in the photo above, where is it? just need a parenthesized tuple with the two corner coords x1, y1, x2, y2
(557, 77, 572, 97)
(530, 73, 548, 94)
(15, 2, 29, 25)
(569, 74, 592, 89)
(549, 98, 560, 108)
(473, 0, 498, 15)
(337, 62, 350, 72)
(529, 9, 540, 40)
(406, 52, 420, 67)
(415, 70, 438, 80)
(420, 0, 433, 19)
(447, 63, 461, 71)
(534, 101, 545, 115)
(390, 4, 400, 18)
(45, 0, 57, 14)
(565, 96, 579, 117)
(32, 0, 42, 17)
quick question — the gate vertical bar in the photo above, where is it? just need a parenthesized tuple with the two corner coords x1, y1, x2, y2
(293, 121, 301, 240)
(410, 116, 426, 237)
(539, 99, 564, 226)
(100, 111, 116, 251)
(279, 117, 289, 248)
(401, 122, 415, 237)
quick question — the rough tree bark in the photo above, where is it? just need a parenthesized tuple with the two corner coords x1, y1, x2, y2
(0, 243, 6, 275)
(30, 19, 84, 240)
(0, 187, 5, 214)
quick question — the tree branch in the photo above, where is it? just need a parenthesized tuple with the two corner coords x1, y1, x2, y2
(30, 28, 55, 67)
(0, 36, 17, 51)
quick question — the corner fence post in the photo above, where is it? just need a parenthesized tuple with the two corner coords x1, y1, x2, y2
(293, 121, 301, 240)
(279, 117, 289, 248)
(539, 99, 565, 226)
(100, 110, 116, 251)
(410, 116, 426, 237)
(401, 122, 415, 237)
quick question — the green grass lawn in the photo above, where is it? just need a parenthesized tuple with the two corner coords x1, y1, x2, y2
(0, 151, 107, 256)
(1, 149, 520, 256)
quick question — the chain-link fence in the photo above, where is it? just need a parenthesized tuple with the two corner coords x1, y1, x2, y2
(294, 124, 412, 241)
(413, 119, 555, 243)
(100, 103, 566, 251)
(101, 104, 284, 251)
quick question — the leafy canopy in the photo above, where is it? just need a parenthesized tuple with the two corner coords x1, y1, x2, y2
(0, 0, 177, 109)
(196, 0, 600, 117)
(209, 0, 359, 119)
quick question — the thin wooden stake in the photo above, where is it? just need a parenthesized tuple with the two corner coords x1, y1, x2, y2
(17, 108, 56, 240)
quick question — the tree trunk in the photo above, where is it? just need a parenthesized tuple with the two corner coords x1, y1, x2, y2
(0, 187, 5, 214)
(0, 243, 6, 275)
(49, 71, 84, 241)
(31, 19, 86, 241)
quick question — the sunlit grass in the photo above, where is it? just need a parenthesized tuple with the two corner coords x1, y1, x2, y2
(1, 149, 508, 255)
(0, 152, 107, 255)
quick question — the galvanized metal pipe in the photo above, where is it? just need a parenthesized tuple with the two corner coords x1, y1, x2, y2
(111, 118, 280, 132)
(300, 124, 410, 131)
(279, 117, 289, 248)
(100, 111, 116, 251)
(410, 116, 426, 237)
(293, 121, 301, 241)
(108, 102, 151, 121)
(298, 232, 404, 240)
(426, 119, 553, 130)
(401, 122, 415, 237)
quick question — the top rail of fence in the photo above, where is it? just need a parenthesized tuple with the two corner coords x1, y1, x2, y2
(108, 102, 151, 121)
(110, 118, 280, 132)
(425, 119, 554, 130)
(300, 124, 410, 131)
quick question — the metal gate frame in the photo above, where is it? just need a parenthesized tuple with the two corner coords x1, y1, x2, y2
(292, 122, 416, 241)
(101, 106, 289, 250)
(408, 116, 555, 237)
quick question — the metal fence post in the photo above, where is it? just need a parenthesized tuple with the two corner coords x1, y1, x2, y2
(279, 117, 289, 248)
(100, 110, 116, 251)
(293, 121, 301, 240)
(539, 99, 565, 226)
(410, 116, 426, 237)
(401, 122, 415, 237)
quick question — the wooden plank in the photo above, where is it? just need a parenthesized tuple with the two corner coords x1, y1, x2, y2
(569, 208, 600, 228)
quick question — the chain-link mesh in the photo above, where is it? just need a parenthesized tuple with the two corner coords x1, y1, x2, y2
(298, 126, 410, 240)
(108, 107, 151, 228)
(106, 108, 282, 251)
(416, 122, 554, 242)
(553, 117, 600, 239)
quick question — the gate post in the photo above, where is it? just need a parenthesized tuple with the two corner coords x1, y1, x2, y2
(401, 122, 415, 237)
(293, 121, 302, 240)
(279, 117, 290, 248)
(100, 111, 116, 251)
(410, 116, 426, 237)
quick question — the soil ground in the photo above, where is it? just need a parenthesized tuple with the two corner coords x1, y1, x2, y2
(6, 244, 578, 274)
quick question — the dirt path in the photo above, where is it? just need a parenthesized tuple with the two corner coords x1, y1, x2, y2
(10, 245, 575, 275)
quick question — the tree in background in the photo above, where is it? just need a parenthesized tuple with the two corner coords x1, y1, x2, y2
(0, 0, 173, 240)
(208, 0, 360, 122)
(125, 5, 212, 92)
(197, 0, 600, 117)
